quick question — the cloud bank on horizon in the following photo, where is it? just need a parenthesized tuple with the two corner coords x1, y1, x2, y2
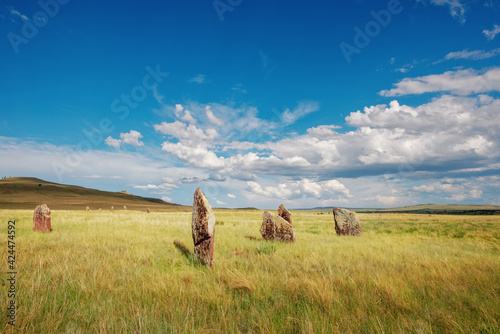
(1, 0, 499, 208)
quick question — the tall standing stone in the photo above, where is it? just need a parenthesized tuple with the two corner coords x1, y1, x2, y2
(260, 211, 295, 242)
(192, 188, 215, 267)
(278, 204, 292, 225)
(33, 204, 51, 232)
(333, 208, 362, 236)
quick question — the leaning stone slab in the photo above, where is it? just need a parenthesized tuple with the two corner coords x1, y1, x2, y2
(333, 208, 362, 236)
(260, 211, 295, 242)
(192, 188, 215, 267)
(278, 204, 292, 225)
(33, 204, 51, 232)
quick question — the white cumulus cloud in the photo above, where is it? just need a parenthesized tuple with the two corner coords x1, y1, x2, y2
(281, 101, 319, 125)
(120, 130, 144, 146)
(161, 141, 226, 169)
(173, 104, 196, 124)
(411, 179, 483, 202)
(380, 68, 500, 96)
(181, 110, 196, 124)
(421, 0, 466, 23)
(366, 195, 399, 206)
(154, 121, 219, 142)
(440, 48, 500, 61)
(105, 136, 122, 149)
(247, 179, 351, 200)
(483, 24, 500, 40)
(206, 106, 224, 126)
(132, 182, 178, 192)
(105, 130, 144, 148)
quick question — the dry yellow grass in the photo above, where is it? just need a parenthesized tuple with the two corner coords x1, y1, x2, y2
(1, 209, 499, 333)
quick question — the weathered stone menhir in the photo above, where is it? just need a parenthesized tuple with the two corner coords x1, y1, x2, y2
(278, 204, 292, 225)
(33, 204, 51, 232)
(192, 188, 215, 267)
(260, 211, 295, 242)
(333, 208, 362, 236)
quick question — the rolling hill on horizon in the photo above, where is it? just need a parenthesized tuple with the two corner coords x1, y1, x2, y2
(302, 204, 500, 215)
(1, 177, 499, 214)
(0, 177, 189, 211)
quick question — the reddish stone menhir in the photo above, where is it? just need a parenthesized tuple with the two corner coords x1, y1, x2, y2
(260, 211, 295, 242)
(278, 204, 292, 225)
(192, 188, 215, 267)
(333, 208, 362, 236)
(33, 204, 51, 232)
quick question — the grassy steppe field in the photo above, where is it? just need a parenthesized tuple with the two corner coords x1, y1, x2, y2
(1, 209, 499, 333)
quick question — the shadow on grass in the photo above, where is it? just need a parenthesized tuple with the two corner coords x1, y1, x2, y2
(173, 240, 192, 259)
(245, 235, 259, 241)
(173, 240, 205, 267)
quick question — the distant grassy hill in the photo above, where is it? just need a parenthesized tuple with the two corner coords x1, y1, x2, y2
(304, 204, 500, 215)
(0, 177, 190, 211)
(374, 204, 500, 214)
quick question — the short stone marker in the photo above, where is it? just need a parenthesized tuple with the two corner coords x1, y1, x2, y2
(192, 188, 215, 267)
(278, 204, 292, 225)
(123, 205, 127, 210)
(333, 208, 362, 236)
(33, 204, 51, 232)
(86, 206, 90, 211)
(146, 208, 150, 213)
(110, 206, 114, 212)
(260, 211, 295, 242)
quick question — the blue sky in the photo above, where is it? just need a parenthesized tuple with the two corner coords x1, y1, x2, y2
(1, 0, 500, 208)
